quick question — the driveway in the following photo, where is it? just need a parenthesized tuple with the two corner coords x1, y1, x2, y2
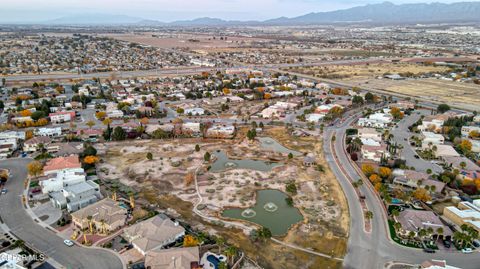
(0, 158, 123, 269)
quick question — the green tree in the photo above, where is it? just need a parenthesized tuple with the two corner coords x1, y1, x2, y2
(204, 152, 211, 162)
(285, 181, 297, 195)
(365, 92, 374, 103)
(195, 144, 200, 152)
(31, 111, 46, 121)
(288, 152, 293, 159)
(352, 95, 364, 106)
(103, 124, 113, 141)
(437, 104, 451, 113)
(146, 152, 153, 160)
(112, 126, 126, 141)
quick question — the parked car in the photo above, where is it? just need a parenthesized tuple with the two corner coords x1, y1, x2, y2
(443, 239, 451, 248)
(461, 248, 473, 254)
(423, 248, 435, 253)
(63, 240, 74, 247)
(414, 155, 420, 159)
(1, 189, 7, 194)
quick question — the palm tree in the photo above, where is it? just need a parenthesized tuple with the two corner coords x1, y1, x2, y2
(100, 219, 106, 235)
(224, 246, 238, 265)
(393, 222, 402, 232)
(83, 227, 89, 245)
(128, 191, 135, 209)
(86, 120, 96, 129)
(365, 211, 373, 220)
(391, 209, 400, 218)
(87, 215, 94, 234)
(436, 227, 443, 241)
(216, 236, 225, 253)
(453, 231, 465, 248)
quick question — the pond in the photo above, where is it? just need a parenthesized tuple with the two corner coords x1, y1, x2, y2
(209, 150, 281, 172)
(258, 137, 302, 156)
(222, 189, 303, 236)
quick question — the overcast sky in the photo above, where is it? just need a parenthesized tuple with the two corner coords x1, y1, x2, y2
(1, 0, 477, 23)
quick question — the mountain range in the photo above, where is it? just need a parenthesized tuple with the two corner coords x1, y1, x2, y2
(42, 1, 480, 26)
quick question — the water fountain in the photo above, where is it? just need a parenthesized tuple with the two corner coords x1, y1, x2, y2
(263, 202, 279, 212)
(224, 162, 237, 168)
(241, 208, 257, 218)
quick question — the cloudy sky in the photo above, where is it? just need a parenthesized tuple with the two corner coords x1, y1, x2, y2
(1, 0, 476, 22)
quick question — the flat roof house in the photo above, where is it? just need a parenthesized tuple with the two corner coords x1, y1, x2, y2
(49, 180, 101, 212)
(443, 200, 480, 233)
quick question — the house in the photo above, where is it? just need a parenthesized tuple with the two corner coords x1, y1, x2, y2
(470, 139, 480, 153)
(433, 145, 460, 159)
(206, 124, 235, 139)
(260, 107, 282, 119)
(23, 136, 52, 152)
(40, 168, 86, 193)
(421, 132, 444, 146)
(0, 139, 18, 159)
(145, 247, 200, 269)
(184, 108, 205, 116)
(443, 200, 480, 233)
(358, 113, 392, 128)
(395, 209, 452, 239)
(306, 113, 324, 123)
(357, 128, 382, 142)
(76, 128, 103, 142)
(71, 198, 128, 232)
(303, 155, 316, 167)
(420, 260, 462, 269)
(35, 127, 62, 137)
(49, 180, 102, 212)
(361, 144, 389, 162)
(461, 125, 480, 137)
(442, 156, 480, 171)
(123, 214, 185, 256)
(183, 122, 201, 135)
(49, 111, 76, 124)
(106, 109, 124, 118)
(43, 156, 82, 175)
(392, 169, 445, 193)
(0, 131, 26, 140)
(48, 142, 84, 156)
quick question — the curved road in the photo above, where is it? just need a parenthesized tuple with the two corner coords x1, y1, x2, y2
(0, 158, 123, 269)
(324, 116, 479, 269)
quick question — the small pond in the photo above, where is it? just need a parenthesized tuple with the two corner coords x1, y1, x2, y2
(222, 189, 303, 236)
(258, 137, 302, 156)
(209, 150, 281, 172)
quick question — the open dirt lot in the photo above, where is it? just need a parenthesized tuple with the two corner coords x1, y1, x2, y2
(286, 62, 450, 80)
(103, 33, 266, 50)
(344, 77, 480, 110)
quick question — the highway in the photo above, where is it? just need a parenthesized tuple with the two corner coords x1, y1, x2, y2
(324, 113, 479, 269)
(1, 58, 389, 82)
(0, 158, 124, 269)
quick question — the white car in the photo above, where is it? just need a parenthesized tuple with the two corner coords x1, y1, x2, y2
(63, 239, 74, 247)
(461, 248, 473, 254)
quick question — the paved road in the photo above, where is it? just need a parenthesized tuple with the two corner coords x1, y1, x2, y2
(0, 158, 124, 269)
(324, 114, 479, 269)
(2, 58, 390, 83)
(391, 109, 443, 174)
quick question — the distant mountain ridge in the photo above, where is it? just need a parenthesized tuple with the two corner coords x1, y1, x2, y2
(42, 1, 480, 26)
